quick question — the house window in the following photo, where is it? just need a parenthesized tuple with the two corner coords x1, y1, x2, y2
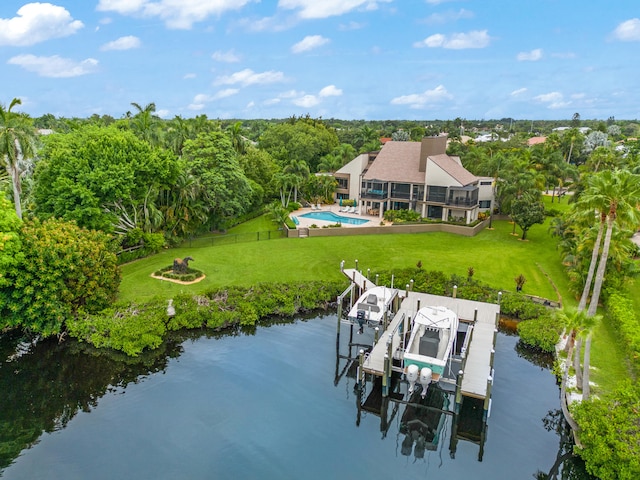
(427, 186, 447, 203)
(480, 181, 492, 186)
(427, 205, 443, 219)
(479, 200, 491, 209)
(336, 178, 348, 189)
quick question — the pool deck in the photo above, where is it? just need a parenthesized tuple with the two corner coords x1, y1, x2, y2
(291, 205, 384, 229)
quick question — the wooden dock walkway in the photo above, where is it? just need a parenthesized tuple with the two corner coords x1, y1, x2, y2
(342, 269, 500, 402)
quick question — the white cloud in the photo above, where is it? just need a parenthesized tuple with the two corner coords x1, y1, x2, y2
(278, 0, 392, 19)
(425, 0, 457, 4)
(188, 102, 205, 111)
(293, 94, 320, 107)
(183, 73, 196, 79)
(8, 54, 98, 78)
(156, 109, 170, 118)
(97, 0, 253, 29)
(213, 88, 239, 99)
(423, 9, 474, 25)
(534, 91, 569, 109)
(214, 68, 285, 86)
(510, 88, 527, 97)
(414, 30, 490, 49)
(193, 93, 214, 103)
(291, 35, 329, 53)
(101, 35, 141, 51)
(319, 85, 342, 97)
(612, 18, 640, 41)
(516, 48, 543, 61)
(212, 50, 241, 62)
(339, 21, 364, 31)
(0, 3, 83, 46)
(390, 85, 453, 108)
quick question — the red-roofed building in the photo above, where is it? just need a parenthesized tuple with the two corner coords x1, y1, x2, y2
(527, 136, 547, 146)
(334, 135, 492, 224)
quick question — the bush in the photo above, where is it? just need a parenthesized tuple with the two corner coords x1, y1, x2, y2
(573, 382, 640, 480)
(68, 281, 345, 355)
(605, 292, 640, 374)
(517, 312, 564, 353)
(383, 209, 421, 223)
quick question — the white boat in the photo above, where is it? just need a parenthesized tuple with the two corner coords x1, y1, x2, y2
(404, 306, 459, 390)
(346, 286, 399, 333)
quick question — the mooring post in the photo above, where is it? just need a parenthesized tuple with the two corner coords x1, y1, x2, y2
(454, 369, 464, 414)
(391, 274, 395, 289)
(498, 291, 502, 305)
(340, 260, 345, 272)
(358, 349, 365, 389)
(355, 259, 359, 271)
(336, 296, 342, 338)
(453, 285, 457, 298)
(374, 326, 379, 345)
(405, 284, 410, 298)
(375, 273, 379, 286)
(409, 279, 414, 291)
(382, 354, 389, 397)
(473, 308, 478, 323)
(483, 374, 493, 421)
(385, 334, 393, 396)
(367, 268, 370, 280)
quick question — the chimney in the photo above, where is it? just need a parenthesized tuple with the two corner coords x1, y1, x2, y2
(419, 134, 448, 172)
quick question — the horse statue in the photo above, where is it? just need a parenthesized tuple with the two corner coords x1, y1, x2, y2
(173, 256, 194, 275)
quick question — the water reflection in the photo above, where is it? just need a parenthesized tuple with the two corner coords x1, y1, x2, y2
(1, 313, 594, 479)
(0, 331, 184, 470)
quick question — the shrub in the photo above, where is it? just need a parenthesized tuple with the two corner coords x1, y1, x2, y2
(573, 382, 640, 480)
(517, 312, 564, 353)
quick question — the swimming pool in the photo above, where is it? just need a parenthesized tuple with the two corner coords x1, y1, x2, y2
(299, 211, 370, 225)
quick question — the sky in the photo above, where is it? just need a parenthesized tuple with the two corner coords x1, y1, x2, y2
(1, 1, 640, 121)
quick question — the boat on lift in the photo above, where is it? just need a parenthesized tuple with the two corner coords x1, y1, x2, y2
(346, 285, 399, 334)
(403, 305, 459, 389)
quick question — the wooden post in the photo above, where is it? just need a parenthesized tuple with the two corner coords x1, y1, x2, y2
(473, 308, 478, 323)
(453, 285, 458, 298)
(409, 279, 414, 291)
(374, 326, 379, 345)
(382, 354, 389, 397)
(391, 274, 394, 289)
(367, 268, 370, 279)
(454, 369, 464, 414)
(375, 273, 379, 286)
(358, 349, 365, 390)
(355, 259, 359, 271)
(483, 374, 493, 421)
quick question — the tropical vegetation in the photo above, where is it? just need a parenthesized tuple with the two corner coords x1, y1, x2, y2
(2, 99, 640, 478)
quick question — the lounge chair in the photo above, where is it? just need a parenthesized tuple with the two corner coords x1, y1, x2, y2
(348, 206, 356, 213)
(340, 206, 348, 212)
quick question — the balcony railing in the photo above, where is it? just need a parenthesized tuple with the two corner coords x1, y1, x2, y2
(361, 189, 388, 199)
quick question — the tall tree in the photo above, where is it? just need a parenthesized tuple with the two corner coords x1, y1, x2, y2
(130, 102, 160, 146)
(0, 98, 36, 219)
(182, 132, 253, 230)
(576, 170, 640, 398)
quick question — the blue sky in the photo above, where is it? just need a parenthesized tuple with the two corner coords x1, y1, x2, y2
(1, 1, 640, 120)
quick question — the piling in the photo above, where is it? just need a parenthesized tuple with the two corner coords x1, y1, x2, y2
(453, 285, 457, 298)
(358, 349, 365, 390)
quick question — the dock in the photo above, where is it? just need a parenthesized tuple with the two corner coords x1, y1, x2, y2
(339, 267, 500, 415)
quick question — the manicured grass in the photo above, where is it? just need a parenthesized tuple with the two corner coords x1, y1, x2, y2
(119, 218, 573, 305)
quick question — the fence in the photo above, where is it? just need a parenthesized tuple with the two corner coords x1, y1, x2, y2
(182, 229, 286, 248)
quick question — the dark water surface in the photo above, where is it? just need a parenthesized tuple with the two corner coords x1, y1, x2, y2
(1, 314, 588, 479)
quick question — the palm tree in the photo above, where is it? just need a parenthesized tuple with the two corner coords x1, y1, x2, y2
(130, 101, 160, 146)
(227, 121, 247, 155)
(283, 159, 310, 203)
(577, 169, 640, 398)
(0, 98, 36, 219)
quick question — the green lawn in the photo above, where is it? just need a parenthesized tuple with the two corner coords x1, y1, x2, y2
(118, 212, 634, 391)
(119, 217, 573, 305)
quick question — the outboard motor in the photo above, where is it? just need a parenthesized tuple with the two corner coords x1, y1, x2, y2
(356, 310, 366, 334)
(406, 364, 419, 394)
(419, 367, 433, 397)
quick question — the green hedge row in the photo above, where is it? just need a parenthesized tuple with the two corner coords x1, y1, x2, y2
(604, 291, 640, 374)
(67, 281, 345, 356)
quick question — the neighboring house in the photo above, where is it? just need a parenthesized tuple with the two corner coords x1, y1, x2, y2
(334, 135, 489, 224)
(527, 136, 546, 146)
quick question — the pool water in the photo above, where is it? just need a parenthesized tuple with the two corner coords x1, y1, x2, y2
(299, 211, 370, 225)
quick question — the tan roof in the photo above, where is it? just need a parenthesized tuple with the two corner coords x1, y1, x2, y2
(527, 136, 546, 146)
(362, 141, 425, 183)
(428, 154, 479, 186)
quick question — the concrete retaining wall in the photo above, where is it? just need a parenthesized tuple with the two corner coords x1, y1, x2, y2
(286, 219, 488, 238)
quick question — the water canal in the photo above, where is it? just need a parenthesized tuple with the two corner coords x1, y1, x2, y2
(1, 313, 591, 479)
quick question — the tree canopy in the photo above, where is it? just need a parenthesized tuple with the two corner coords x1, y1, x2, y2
(33, 125, 180, 232)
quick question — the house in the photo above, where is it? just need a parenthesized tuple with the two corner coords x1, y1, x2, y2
(334, 135, 490, 225)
